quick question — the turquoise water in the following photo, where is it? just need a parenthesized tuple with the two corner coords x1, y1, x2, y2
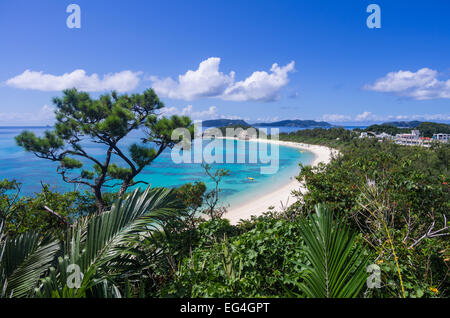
(0, 127, 314, 207)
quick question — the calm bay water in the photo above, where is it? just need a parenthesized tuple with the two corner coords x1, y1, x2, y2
(0, 126, 315, 207)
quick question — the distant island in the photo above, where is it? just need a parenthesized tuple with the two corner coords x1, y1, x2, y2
(201, 119, 250, 127)
(256, 119, 332, 128)
(202, 119, 332, 128)
(383, 121, 422, 128)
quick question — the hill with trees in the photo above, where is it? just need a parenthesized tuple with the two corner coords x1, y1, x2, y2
(201, 119, 250, 127)
(355, 122, 450, 137)
(383, 120, 422, 128)
(256, 119, 332, 128)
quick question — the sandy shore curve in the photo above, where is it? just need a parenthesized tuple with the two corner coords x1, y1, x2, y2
(222, 138, 338, 225)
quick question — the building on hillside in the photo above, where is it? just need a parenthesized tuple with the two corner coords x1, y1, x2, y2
(419, 137, 432, 147)
(394, 130, 421, 146)
(393, 130, 433, 147)
(375, 132, 393, 140)
(432, 133, 450, 143)
(359, 129, 448, 147)
(359, 131, 394, 142)
(359, 132, 374, 139)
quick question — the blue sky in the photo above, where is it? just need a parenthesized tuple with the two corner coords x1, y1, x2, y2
(0, 0, 449, 125)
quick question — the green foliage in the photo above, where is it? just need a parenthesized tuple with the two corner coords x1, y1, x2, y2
(355, 122, 450, 138)
(0, 186, 182, 298)
(0, 180, 95, 238)
(15, 130, 63, 154)
(355, 124, 408, 136)
(1, 232, 59, 298)
(106, 163, 133, 180)
(129, 144, 157, 168)
(295, 139, 450, 297)
(164, 205, 371, 298)
(296, 140, 449, 218)
(147, 115, 194, 148)
(0, 179, 21, 221)
(164, 214, 308, 297)
(177, 182, 206, 212)
(196, 218, 240, 248)
(296, 204, 368, 298)
(36, 187, 181, 297)
(61, 157, 83, 169)
(416, 122, 450, 137)
(279, 127, 358, 147)
(202, 164, 230, 219)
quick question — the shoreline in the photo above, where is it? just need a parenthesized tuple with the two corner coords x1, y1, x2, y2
(222, 138, 338, 225)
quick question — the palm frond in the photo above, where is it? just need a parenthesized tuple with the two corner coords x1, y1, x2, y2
(1, 232, 59, 298)
(36, 186, 181, 297)
(299, 204, 368, 298)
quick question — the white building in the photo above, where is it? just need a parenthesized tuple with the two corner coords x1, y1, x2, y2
(395, 130, 421, 146)
(359, 132, 374, 139)
(432, 133, 450, 143)
(375, 132, 393, 140)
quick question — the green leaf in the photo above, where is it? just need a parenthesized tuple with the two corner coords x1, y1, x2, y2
(298, 204, 369, 298)
(2, 233, 59, 298)
(36, 186, 182, 297)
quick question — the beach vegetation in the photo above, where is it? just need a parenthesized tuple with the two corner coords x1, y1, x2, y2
(291, 139, 449, 297)
(278, 127, 357, 147)
(1, 186, 182, 298)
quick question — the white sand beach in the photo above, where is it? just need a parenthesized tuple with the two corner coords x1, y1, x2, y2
(223, 139, 338, 225)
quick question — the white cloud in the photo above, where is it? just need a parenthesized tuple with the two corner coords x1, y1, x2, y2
(354, 111, 381, 122)
(365, 68, 450, 100)
(0, 104, 55, 125)
(384, 113, 450, 122)
(5, 69, 141, 92)
(402, 114, 450, 121)
(321, 111, 450, 123)
(321, 114, 352, 123)
(160, 105, 218, 120)
(160, 104, 248, 121)
(150, 58, 235, 100)
(150, 57, 295, 102)
(223, 61, 295, 102)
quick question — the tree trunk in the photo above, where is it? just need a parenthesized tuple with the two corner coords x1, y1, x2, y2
(94, 186, 105, 215)
(118, 179, 130, 197)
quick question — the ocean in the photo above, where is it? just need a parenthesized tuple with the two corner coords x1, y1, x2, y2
(0, 126, 315, 207)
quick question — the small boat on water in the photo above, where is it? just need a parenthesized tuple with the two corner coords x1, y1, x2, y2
(247, 177, 255, 181)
